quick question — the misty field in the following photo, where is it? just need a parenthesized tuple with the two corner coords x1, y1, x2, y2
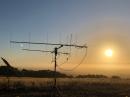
(0, 77, 130, 97)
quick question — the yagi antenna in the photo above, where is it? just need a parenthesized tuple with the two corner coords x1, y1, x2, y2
(10, 40, 87, 97)
(22, 49, 69, 55)
(1, 57, 12, 67)
(10, 41, 87, 48)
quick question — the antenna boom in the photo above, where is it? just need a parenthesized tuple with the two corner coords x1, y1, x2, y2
(10, 41, 87, 48)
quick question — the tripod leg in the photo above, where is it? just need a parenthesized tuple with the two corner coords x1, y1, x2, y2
(50, 86, 63, 97)
(56, 86, 63, 97)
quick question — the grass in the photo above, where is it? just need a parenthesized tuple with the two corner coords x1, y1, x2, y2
(0, 77, 130, 97)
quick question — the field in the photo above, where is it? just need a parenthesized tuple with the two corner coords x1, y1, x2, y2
(0, 77, 130, 97)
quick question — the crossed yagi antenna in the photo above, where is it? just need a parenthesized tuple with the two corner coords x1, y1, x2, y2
(10, 33, 87, 97)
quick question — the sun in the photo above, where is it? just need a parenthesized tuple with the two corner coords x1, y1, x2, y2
(20, 44, 24, 47)
(105, 49, 113, 57)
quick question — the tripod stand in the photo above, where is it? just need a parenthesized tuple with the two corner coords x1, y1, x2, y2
(51, 46, 63, 97)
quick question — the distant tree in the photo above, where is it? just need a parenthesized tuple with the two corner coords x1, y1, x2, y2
(76, 74, 108, 78)
(111, 76, 121, 79)
(0, 57, 69, 78)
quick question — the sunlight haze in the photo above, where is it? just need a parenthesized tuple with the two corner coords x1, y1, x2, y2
(0, 0, 130, 77)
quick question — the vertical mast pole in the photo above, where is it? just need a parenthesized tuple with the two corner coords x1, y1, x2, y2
(54, 47, 57, 97)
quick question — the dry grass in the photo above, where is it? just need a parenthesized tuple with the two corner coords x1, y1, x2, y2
(0, 77, 130, 97)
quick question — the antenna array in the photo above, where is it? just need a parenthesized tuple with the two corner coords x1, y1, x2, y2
(10, 34, 87, 97)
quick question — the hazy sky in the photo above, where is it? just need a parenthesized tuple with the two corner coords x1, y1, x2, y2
(1, 0, 130, 77)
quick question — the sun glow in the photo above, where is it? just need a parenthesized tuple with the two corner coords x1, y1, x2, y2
(105, 49, 113, 57)
(20, 44, 24, 47)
